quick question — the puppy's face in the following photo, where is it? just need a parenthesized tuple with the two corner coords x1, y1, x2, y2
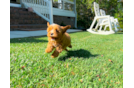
(47, 22, 71, 41)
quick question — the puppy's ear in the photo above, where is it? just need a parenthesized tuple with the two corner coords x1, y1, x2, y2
(47, 22, 50, 32)
(47, 22, 50, 27)
(61, 25, 71, 33)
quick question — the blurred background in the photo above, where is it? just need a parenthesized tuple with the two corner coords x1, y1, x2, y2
(10, 0, 123, 30)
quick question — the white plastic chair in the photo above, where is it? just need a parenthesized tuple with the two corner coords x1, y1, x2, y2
(87, 2, 115, 35)
(100, 9, 122, 32)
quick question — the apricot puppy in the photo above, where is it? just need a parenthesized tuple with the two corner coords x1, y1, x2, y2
(45, 22, 72, 58)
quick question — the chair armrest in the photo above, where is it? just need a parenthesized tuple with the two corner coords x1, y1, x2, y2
(98, 18, 108, 25)
(102, 19, 108, 22)
(105, 14, 113, 17)
(95, 15, 110, 19)
(105, 15, 111, 16)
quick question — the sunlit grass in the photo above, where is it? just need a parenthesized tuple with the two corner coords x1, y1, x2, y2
(10, 31, 123, 87)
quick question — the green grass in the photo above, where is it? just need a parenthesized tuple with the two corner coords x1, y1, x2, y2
(10, 31, 123, 88)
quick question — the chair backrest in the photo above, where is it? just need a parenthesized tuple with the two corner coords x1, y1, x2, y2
(100, 9, 106, 16)
(94, 2, 101, 16)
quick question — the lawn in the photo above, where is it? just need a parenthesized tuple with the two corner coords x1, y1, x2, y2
(10, 31, 123, 88)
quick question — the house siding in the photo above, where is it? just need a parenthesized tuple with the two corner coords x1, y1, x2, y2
(10, 7, 47, 31)
(53, 15, 75, 28)
(10, 7, 75, 30)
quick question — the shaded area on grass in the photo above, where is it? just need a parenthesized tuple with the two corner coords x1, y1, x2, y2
(58, 49, 99, 61)
(115, 32, 123, 34)
(10, 37, 48, 43)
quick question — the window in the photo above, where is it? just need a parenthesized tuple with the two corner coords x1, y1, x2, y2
(53, 0, 74, 11)
(64, 2, 74, 11)
(53, 0, 63, 9)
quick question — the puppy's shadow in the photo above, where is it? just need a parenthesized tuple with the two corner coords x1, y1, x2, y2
(58, 49, 99, 61)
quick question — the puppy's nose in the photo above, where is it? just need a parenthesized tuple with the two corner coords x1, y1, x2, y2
(51, 33, 53, 36)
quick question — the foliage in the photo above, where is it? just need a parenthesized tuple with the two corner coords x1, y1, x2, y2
(76, 0, 94, 28)
(76, 0, 123, 29)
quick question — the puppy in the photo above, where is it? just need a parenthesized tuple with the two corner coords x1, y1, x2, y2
(45, 22, 72, 58)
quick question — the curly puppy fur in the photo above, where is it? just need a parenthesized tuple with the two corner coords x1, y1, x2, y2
(45, 22, 72, 58)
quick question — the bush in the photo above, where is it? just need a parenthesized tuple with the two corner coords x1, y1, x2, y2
(76, 0, 123, 30)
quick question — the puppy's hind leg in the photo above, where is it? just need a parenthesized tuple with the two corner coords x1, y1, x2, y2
(51, 49, 59, 58)
(68, 45, 72, 48)
(65, 48, 68, 51)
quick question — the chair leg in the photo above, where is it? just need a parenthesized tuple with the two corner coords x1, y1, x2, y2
(95, 23, 99, 30)
(88, 18, 96, 31)
(116, 22, 122, 31)
(114, 18, 122, 31)
(114, 22, 119, 32)
(99, 25, 103, 31)
(104, 25, 108, 31)
(108, 17, 114, 33)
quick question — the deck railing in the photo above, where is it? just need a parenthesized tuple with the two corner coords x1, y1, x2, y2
(21, 0, 53, 24)
(52, 0, 77, 27)
(20, 0, 77, 27)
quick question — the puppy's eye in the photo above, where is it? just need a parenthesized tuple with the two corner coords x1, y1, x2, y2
(56, 30, 59, 33)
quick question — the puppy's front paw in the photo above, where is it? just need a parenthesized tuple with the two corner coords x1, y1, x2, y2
(59, 49, 63, 53)
(57, 48, 63, 53)
(56, 46, 63, 53)
(45, 49, 52, 53)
